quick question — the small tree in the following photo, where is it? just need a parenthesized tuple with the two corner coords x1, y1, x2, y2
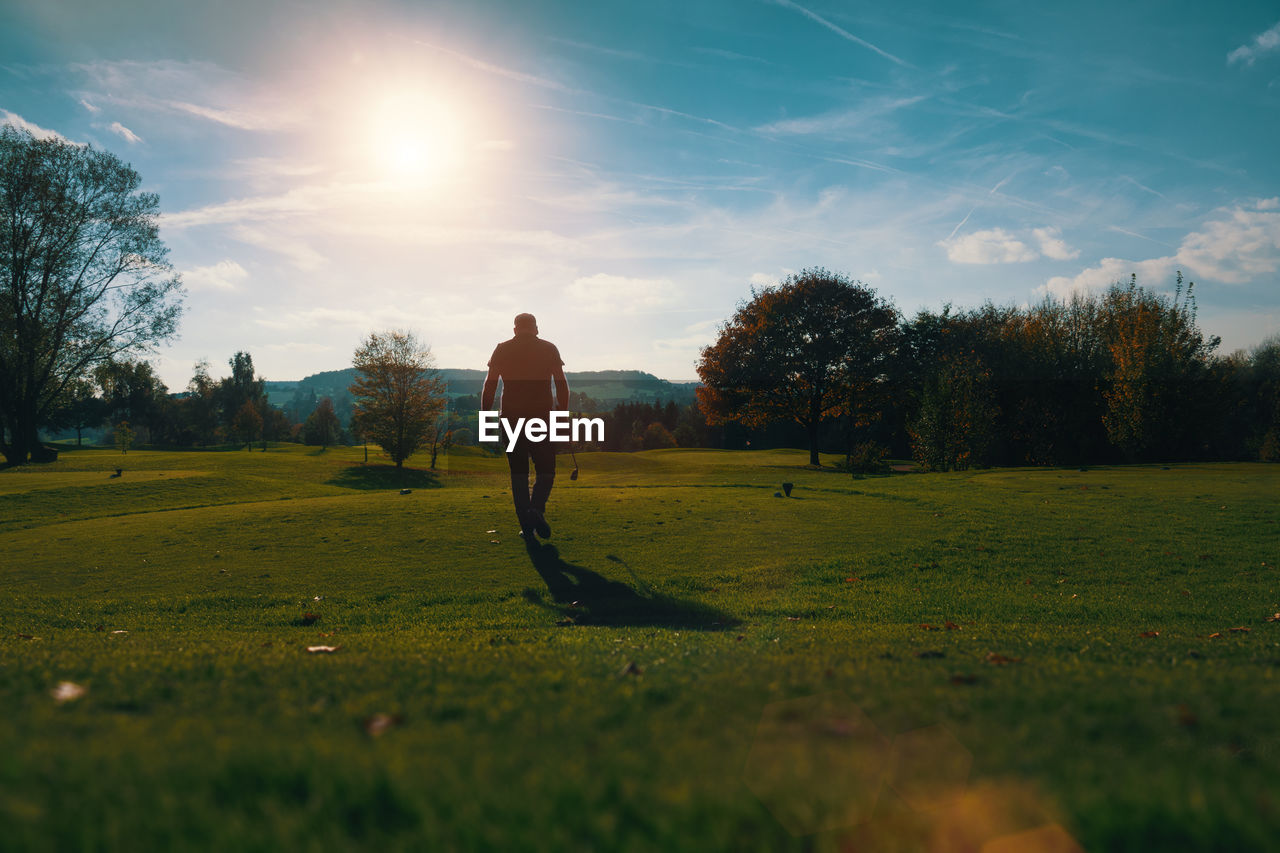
(114, 420, 135, 454)
(231, 400, 262, 449)
(643, 421, 677, 449)
(349, 330, 445, 470)
(304, 398, 341, 449)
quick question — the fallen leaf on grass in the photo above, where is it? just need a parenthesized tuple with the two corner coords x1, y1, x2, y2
(786, 616, 802, 621)
(920, 623, 941, 631)
(300, 613, 320, 625)
(363, 713, 403, 737)
(490, 539, 500, 544)
(51, 682, 86, 703)
(945, 621, 962, 631)
(1208, 632, 1222, 639)
(1266, 613, 1280, 623)
(555, 616, 576, 626)
(306, 645, 342, 653)
(844, 577, 861, 583)
(985, 653, 1021, 665)
(1140, 631, 1160, 638)
(485, 529, 497, 534)
(1228, 626, 1251, 633)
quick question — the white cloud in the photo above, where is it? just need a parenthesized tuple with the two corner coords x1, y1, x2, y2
(73, 60, 304, 131)
(230, 225, 328, 271)
(108, 121, 142, 144)
(1228, 20, 1280, 66)
(181, 260, 248, 292)
(653, 318, 721, 352)
(1, 109, 72, 142)
(78, 98, 100, 114)
(1040, 256, 1176, 299)
(1040, 199, 1280, 297)
(940, 228, 1038, 264)
(1032, 227, 1080, 260)
(567, 273, 678, 313)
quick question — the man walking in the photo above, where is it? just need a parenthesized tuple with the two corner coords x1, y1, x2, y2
(482, 313, 569, 539)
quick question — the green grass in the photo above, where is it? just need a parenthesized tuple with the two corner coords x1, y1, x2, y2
(1, 444, 1277, 851)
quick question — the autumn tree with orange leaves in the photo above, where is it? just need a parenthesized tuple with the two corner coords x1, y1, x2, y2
(696, 269, 899, 466)
(1100, 274, 1219, 460)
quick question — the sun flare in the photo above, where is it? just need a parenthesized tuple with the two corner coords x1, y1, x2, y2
(367, 90, 463, 182)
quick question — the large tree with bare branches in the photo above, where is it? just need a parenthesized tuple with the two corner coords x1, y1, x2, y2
(0, 125, 183, 464)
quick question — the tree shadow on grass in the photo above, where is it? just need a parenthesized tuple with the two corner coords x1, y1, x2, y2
(522, 541, 739, 630)
(326, 464, 442, 491)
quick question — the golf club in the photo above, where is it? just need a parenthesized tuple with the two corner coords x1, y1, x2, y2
(569, 443, 579, 480)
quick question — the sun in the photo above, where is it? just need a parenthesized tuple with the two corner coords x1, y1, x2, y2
(367, 90, 463, 182)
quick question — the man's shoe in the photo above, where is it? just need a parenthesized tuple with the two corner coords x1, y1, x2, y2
(530, 508, 552, 539)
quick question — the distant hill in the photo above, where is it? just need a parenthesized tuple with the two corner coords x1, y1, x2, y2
(264, 368, 699, 422)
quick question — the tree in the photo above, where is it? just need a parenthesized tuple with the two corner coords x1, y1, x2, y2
(113, 420, 135, 454)
(231, 400, 262, 449)
(426, 410, 453, 470)
(697, 268, 899, 465)
(94, 358, 167, 443)
(0, 125, 183, 465)
(1100, 274, 1218, 460)
(303, 397, 341, 449)
(349, 330, 445, 470)
(643, 421, 677, 449)
(908, 351, 998, 471)
(46, 378, 105, 446)
(183, 360, 219, 445)
(216, 351, 265, 431)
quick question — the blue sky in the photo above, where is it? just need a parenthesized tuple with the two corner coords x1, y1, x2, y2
(3, 0, 1279, 386)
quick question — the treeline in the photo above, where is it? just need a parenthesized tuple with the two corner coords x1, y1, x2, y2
(51, 352, 350, 450)
(40, 277, 1280, 469)
(698, 272, 1280, 468)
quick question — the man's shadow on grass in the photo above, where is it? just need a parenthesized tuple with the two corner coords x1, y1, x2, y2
(522, 541, 739, 630)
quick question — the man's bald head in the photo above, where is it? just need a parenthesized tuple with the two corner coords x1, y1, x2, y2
(514, 313, 538, 334)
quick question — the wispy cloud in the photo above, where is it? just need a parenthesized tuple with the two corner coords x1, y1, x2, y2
(408, 38, 576, 93)
(1106, 225, 1175, 248)
(1118, 174, 1165, 199)
(567, 273, 679, 313)
(1228, 20, 1280, 66)
(108, 121, 142, 144)
(767, 0, 911, 67)
(181, 259, 248, 292)
(754, 94, 928, 135)
(1, 109, 73, 142)
(73, 60, 303, 131)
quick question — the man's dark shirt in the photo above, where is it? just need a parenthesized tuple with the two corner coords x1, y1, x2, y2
(487, 334, 564, 418)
